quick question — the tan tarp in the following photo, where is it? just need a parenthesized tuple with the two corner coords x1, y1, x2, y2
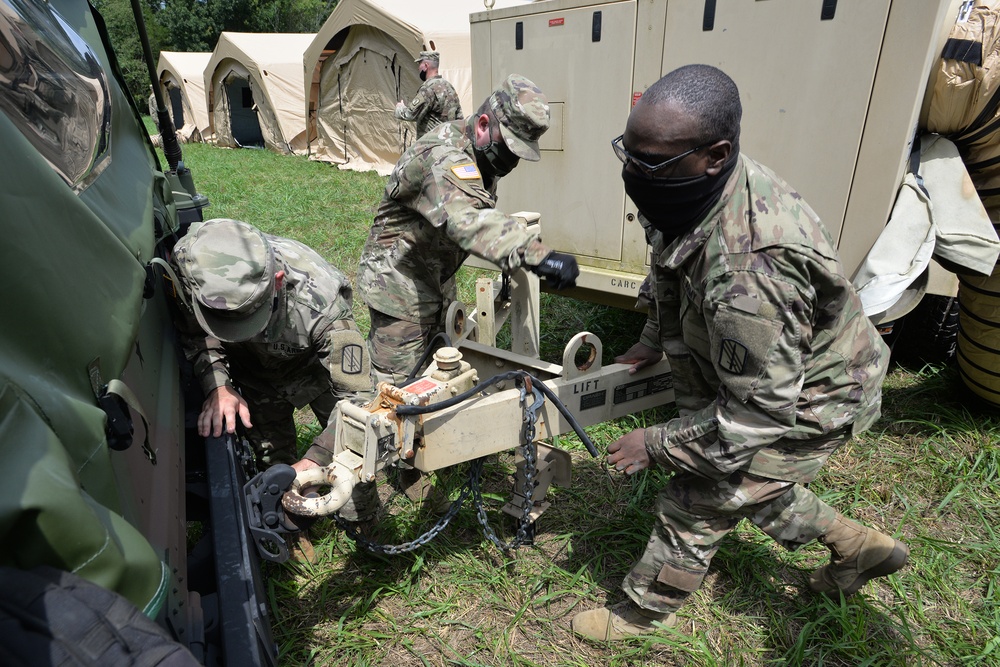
(922, 2, 1000, 401)
(925, 2, 1000, 211)
(205, 32, 315, 155)
(854, 135, 999, 318)
(156, 51, 211, 142)
(303, 0, 533, 175)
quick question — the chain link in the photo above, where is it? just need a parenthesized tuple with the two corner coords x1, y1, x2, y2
(336, 377, 545, 556)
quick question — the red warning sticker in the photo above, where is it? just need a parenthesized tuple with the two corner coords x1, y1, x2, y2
(549, 17, 565, 27)
(406, 379, 438, 395)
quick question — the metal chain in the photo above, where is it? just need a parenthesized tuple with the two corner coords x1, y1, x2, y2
(474, 382, 542, 553)
(336, 377, 544, 556)
(333, 480, 474, 555)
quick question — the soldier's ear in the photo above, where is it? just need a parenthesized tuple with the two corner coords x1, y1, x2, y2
(704, 140, 732, 175)
(474, 114, 491, 146)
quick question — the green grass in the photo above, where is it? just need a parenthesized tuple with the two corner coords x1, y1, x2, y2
(159, 134, 1000, 667)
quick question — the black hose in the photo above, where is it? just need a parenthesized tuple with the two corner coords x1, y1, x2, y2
(394, 370, 599, 458)
(400, 331, 453, 386)
(395, 370, 519, 415)
(532, 378, 599, 458)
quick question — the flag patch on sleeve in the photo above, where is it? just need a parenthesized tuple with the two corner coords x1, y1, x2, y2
(451, 163, 481, 180)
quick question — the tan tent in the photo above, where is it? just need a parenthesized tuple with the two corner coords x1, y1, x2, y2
(303, 0, 532, 175)
(205, 32, 315, 155)
(156, 51, 211, 143)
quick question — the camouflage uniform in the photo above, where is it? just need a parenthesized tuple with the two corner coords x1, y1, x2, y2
(359, 74, 552, 381)
(395, 75, 463, 139)
(624, 155, 890, 613)
(171, 219, 374, 467)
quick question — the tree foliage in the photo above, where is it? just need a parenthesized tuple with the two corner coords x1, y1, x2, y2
(94, 0, 338, 107)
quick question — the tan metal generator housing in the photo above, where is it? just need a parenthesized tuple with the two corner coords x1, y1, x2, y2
(469, 0, 964, 314)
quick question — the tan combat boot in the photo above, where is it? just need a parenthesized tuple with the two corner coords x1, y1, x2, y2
(571, 601, 677, 641)
(399, 467, 452, 515)
(809, 514, 909, 597)
(288, 532, 317, 565)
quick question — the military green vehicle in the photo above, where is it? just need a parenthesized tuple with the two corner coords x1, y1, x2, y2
(0, 0, 282, 663)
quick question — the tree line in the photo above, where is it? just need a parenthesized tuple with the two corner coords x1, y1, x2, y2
(94, 0, 339, 107)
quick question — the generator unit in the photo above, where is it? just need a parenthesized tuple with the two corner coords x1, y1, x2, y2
(469, 0, 966, 318)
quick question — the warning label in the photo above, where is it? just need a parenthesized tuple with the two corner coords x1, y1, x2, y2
(580, 390, 606, 411)
(613, 373, 673, 404)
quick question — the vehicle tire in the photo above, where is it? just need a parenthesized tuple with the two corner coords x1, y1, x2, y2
(890, 294, 960, 366)
(0, 566, 199, 667)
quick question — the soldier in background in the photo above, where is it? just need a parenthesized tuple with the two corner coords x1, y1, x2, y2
(170, 218, 377, 556)
(571, 65, 909, 641)
(395, 50, 463, 139)
(358, 73, 579, 505)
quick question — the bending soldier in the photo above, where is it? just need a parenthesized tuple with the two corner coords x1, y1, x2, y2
(571, 65, 908, 641)
(359, 73, 580, 505)
(169, 218, 378, 548)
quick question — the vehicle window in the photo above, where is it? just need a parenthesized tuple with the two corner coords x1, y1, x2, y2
(0, 0, 111, 191)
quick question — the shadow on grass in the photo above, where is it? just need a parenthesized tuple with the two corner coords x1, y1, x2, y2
(539, 453, 922, 665)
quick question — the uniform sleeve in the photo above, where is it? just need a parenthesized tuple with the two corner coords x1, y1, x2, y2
(637, 271, 662, 351)
(645, 270, 812, 479)
(409, 157, 551, 269)
(648, 262, 716, 417)
(311, 292, 375, 401)
(395, 86, 432, 126)
(175, 308, 233, 397)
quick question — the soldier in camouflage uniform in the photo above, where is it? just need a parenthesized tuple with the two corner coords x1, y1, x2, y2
(360, 73, 579, 384)
(359, 73, 579, 503)
(395, 51, 463, 139)
(170, 219, 376, 524)
(571, 65, 909, 641)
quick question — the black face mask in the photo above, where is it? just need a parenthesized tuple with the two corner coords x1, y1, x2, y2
(419, 69, 428, 82)
(622, 149, 739, 239)
(475, 129, 520, 187)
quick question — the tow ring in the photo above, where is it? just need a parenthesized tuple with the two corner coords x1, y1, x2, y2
(281, 461, 355, 517)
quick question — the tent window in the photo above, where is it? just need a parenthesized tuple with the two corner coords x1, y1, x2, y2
(0, 0, 111, 191)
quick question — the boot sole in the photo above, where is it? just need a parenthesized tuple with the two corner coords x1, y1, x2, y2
(839, 539, 910, 597)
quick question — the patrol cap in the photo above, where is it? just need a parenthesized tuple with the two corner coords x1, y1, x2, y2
(173, 218, 277, 343)
(488, 73, 549, 161)
(415, 50, 439, 63)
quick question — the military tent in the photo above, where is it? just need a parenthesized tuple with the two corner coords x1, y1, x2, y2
(205, 32, 315, 155)
(303, 0, 533, 175)
(156, 51, 211, 143)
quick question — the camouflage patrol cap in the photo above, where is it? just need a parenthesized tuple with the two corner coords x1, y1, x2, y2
(488, 73, 549, 161)
(173, 218, 277, 343)
(415, 50, 439, 63)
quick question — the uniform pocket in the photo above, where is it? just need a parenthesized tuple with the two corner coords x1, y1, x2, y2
(710, 303, 783, 403)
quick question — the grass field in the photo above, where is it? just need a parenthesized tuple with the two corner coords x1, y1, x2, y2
(162, 137, 999, 666)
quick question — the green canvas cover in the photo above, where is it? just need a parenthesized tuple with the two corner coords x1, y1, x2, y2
(0, 0, 179, 614)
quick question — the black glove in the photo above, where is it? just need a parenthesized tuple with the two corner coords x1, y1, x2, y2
(530, 252, 579, 290)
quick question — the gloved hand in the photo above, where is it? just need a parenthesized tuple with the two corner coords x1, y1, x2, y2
(530, 252, 579, 290)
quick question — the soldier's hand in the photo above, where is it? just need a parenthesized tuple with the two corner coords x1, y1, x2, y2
(530, 252, 579, 290)
(198, 385, 252, 438)
(607, 428, 650, 475)
(614, 342, 664, 375)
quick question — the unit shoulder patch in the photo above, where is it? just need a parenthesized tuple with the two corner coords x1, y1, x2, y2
(451, 163, 481, 180)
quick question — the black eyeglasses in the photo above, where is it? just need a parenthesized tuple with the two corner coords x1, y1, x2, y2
(611, 134, 714, 176)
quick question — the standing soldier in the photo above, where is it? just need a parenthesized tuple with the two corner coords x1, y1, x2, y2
(571, 65, 908, 641)
(395, 50, 463, 139)
(359, 73, 579, 504)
